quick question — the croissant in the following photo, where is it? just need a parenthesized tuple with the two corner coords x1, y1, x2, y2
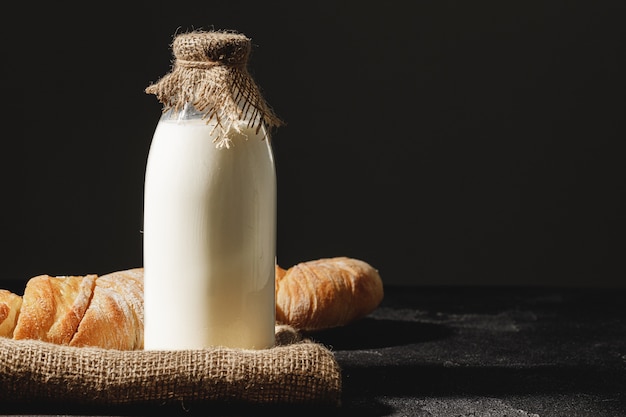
(275, 257, 384, 331)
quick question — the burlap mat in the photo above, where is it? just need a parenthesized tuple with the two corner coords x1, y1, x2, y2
(0, 325, 341, 407)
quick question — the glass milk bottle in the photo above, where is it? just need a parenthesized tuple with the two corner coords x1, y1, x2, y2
(143, 31, 282, 350)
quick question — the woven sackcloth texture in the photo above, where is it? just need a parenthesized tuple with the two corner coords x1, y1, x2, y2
(0, 325, 341, 407)
(146, 30, 283, 137)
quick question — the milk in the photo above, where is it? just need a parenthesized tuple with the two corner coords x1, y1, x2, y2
(143, 113, 276, 350)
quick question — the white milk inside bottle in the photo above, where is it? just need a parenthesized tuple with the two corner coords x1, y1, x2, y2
(143, 104, 276, 350)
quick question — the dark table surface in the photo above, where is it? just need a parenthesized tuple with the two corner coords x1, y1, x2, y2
(4, 285, 626, 417)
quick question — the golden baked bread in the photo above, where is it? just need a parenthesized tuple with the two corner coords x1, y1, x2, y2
(10, 269, 144, 350)
(70, 268, 144, 350)
(275, 257, 384, 331)
(13, 274, 97, 345)
(0, 289, 22, 338)
(1, 257, 382, 348)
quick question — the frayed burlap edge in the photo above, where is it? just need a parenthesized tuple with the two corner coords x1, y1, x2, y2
(0, 325, 341, 407)
(145, 30, 283, 138)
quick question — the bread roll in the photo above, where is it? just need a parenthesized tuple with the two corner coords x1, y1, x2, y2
(70, 268, 144, 350)
(0, 289, 22, 338)
(2, 256, 382, 347)
(275, 257, 383, 331)
(13, 274, 97, 344)
(12, 269, 143, 350)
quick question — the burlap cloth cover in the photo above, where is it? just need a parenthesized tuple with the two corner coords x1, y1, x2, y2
(146, 29, 283, 146)
(0, 325, 341, 407)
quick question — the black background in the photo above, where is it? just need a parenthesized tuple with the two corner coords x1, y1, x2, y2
(1, 1, 624, 289)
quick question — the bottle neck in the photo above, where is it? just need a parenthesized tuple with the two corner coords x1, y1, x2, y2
(159, 102, 270, 150)
(161, 103, 205, 122)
